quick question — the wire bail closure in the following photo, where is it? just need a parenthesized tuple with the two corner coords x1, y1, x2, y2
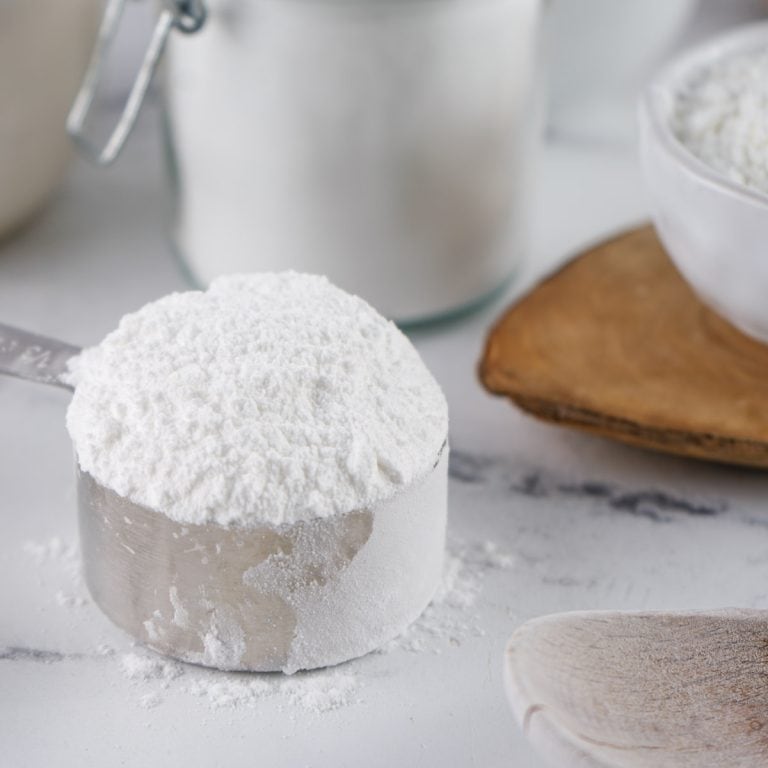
(67, 0, 206, 166)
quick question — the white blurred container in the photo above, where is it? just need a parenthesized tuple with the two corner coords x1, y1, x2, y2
(0, 0, 99, 239)
(163, 0, 541, 324)
(544, 0, 696, 141)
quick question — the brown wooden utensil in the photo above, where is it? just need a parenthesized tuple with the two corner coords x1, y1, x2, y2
(480, 225, 768, 468)
(504, 609, 768, 768)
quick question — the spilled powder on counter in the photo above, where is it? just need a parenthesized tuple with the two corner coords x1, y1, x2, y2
(65, 272, 448, 528)
(54, 590, 87, 608)
(20, 531, 511, 713)
(120, 652, 183, 686)
(118, 654, 364, 714)
(187, 677, 273, 709)
(22, 537, 89, 608)
(119, 652, 184, 710)
(22, 537, 79, 572)
(139, 692, 163, 710)
(385, 537, 515, 653)
(281, 673, 361, 714)
(185, 671, 361, 714)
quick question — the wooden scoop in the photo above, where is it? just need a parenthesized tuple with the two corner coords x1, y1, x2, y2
(480, 225, 768, 469)
(504, 609, 768, 768)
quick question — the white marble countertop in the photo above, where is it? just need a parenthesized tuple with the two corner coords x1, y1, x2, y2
(4, 9, 768, 766)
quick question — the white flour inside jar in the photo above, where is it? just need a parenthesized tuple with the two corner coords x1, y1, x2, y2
(165, 0, 540, 323)
(65, 271, 448, 527)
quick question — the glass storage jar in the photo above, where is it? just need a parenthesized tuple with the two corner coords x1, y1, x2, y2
(73, 0, 540, 324)
(164, 0, 540, 323)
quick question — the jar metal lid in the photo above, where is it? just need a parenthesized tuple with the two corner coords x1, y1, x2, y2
(67, 0, 207, 166)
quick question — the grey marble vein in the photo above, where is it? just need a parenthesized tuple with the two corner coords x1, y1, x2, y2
(0, 646, 85, 663)
(449, 448, 727, 523)
(448, 450, 495, 484)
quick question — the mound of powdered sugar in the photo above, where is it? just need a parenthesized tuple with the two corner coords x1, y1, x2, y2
(65, 272, 447, 527)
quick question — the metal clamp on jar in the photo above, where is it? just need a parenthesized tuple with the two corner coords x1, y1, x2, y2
(70, 0, 541, 325)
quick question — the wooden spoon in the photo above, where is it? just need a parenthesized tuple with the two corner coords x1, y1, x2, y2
(504, 609, 768, 767)
(479, 225, 768, 469)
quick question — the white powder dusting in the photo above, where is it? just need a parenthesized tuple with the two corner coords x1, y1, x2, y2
(201, 608, 247, 670)
(185, 671, 359, 714)
(22, 537, 90, 608)
(22, 537, 79, 572)
(120, 652, 184, 686)
(464, 539, 516, 572)
(168, 586, 190, 629)
(54, 590, 87, 608)
(187, 677, 273, 709)
(65, 272, 447, 527)
(119, 648, 363, 713)
(672, 46, 768, 194)
(139, 692, 163, 710)
(386, 538, 515, 653)
(143, 612, 162, 643)
(282, 673, 361, 713)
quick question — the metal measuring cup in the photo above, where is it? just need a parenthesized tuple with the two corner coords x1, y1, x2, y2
(0, 323, 447, 672)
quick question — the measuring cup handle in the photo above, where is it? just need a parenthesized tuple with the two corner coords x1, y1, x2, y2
(0, 324, 81, 391)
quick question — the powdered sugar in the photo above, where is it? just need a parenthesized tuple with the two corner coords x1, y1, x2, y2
(672, 46, 768, 194)
(65, 272, 448, 527)
(120, 648, 362, 714)
(120, 652, 183, 685)
(22, 538, 79, 572)
(386, 537, 515, 653)
(200, 610, 247, 669)
(187, 676, 273, 709)
(282, 674, 360, 713)
(139, 692, 163, 710)
(22, 537, 89, 608)
(185, 671, 361, 713)
(54, 590, 87, 608)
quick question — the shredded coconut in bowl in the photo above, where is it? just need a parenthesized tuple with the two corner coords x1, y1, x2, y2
(671, 45, 768, 195)
(65, 272, 448, 527)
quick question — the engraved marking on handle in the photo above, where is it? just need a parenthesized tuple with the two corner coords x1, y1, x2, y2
(20, 346, 56, 371)
(0, 324, 82, 391)
(0, 334, 20, 356)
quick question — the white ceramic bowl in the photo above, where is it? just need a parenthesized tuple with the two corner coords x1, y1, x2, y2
(0, 0, 99, 240)
(639, 22, 768, 343)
